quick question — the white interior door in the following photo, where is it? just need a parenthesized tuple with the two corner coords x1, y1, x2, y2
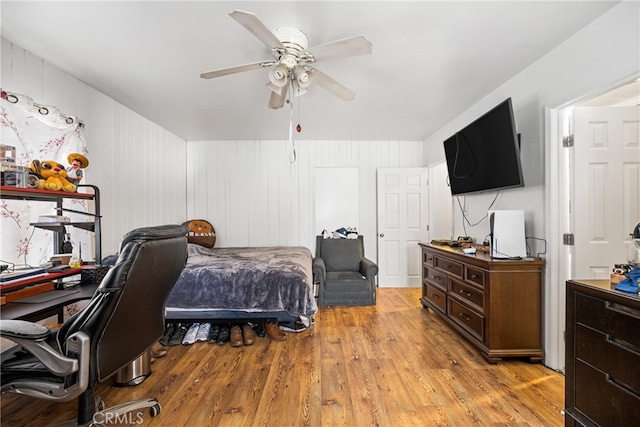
(377, 168, 429, 287)
(573, 106, 640, 279)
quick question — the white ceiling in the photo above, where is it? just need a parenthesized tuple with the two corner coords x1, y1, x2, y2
(1, 1, 620, 142)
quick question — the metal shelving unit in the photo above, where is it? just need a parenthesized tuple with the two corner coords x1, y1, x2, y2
(1, 184, 102, 263)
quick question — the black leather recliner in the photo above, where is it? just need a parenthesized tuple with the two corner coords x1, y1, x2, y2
(0, 224, 188, 426)
(313, 235, 378, 306)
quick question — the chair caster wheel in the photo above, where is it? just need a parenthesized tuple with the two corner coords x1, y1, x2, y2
(150, 403, 162, 417)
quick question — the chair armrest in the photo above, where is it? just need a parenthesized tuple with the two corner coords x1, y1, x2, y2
(360, 258, 378, 279)
(0, 320, 79, 376)
(312, 257, 326, 282)
(0, 319, 50, 340)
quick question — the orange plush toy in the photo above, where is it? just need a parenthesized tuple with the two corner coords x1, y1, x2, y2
(29, 160, 77, 192)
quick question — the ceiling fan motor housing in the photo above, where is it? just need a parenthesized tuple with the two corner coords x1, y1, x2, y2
(273, 27, 309, 67)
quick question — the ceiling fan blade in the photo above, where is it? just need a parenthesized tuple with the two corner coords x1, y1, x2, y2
(229, 10, 284, 50)
(268, 83, 289, 109)
(308, 68, 356, 101)
(200, 61, 273, 79)
(308, 35, 373, 61)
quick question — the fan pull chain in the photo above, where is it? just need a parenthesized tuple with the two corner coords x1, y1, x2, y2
(289, 81, 297, 164)
(296, 93, 302, 133)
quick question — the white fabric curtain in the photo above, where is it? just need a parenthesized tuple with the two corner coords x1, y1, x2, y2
(1, 90, 91, 268)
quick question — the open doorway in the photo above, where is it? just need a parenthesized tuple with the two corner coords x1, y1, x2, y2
(545, 76, 640, 371)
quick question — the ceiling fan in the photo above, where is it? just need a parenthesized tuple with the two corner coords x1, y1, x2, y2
(200, 10, 373, 109)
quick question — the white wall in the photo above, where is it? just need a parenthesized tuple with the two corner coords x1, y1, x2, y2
(428, 161, 453, 240)
(423, 2, 640, 370)
(314, 167, 359, 234)
(424, 1, 639, 244)
(186, 140, 423, 259)
(1, 40, 188, 257)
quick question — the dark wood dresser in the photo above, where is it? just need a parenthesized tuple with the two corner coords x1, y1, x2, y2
(565, 279, 640, 426)
(419, 243, 545, 363)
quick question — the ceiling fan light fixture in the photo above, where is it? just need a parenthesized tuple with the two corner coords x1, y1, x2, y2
(269, 64, 288, 88)
(294, 66, 312, 88)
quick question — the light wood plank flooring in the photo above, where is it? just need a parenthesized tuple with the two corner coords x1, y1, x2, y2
(1, 288, 565, 426)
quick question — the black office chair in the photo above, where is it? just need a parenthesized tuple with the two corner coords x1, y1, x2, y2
(0, 224, 188, 426)
(313, 235, 378, 306)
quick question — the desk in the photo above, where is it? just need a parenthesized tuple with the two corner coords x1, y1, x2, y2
(0, 284, 99, 323)
(1, 266, 104, 323)
(0, 268, 83, 294)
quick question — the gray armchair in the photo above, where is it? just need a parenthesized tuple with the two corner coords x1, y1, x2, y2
(312, 235, 377, 306)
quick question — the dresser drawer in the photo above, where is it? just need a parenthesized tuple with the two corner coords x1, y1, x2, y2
(448, 299, 484, 341)
(465, 266, 486, 288)
(449, 279, 484, 313)
(423, 250, 435, 267)
(434, 256, 463, 279)
(425, 284, 446, 314)
(575, 292, 640, 349)
(575, 323, 640, 395)
(424, 267, 447, 291)
(574, 359, 640, 426)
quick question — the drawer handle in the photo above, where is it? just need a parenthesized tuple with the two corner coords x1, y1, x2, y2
(606, 335, 640, 356)
(606, 374, 640, 399)
(432, 275, 442, 281)
(458, 312, 471, 322)
(605, 301, 640, 320)
(459, 290, 473, 298)
(431, 294, 440, 300)
(470, 274, 479, 279)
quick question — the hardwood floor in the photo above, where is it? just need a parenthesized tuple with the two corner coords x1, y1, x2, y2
(1, 288, 565, 426)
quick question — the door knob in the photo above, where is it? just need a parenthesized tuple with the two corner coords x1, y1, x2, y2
(379, 233, 384, 237)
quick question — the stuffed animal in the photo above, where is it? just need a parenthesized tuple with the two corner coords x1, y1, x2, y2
(29, 159, 77, 192)
(183, 219, 216, 248)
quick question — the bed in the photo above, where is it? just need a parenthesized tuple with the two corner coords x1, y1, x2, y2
(164, 243, 318, 326)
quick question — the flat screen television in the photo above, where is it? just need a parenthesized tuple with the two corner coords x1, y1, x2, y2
(443, 98, 524, 196)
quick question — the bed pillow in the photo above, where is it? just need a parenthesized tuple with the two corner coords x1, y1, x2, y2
(183, 219, 216, 248)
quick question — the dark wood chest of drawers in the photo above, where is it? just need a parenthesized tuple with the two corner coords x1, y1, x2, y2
(419, 243, 545, 363)
(565, 279, 640, 426)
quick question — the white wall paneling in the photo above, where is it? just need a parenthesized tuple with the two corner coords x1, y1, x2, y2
(186, 140, 423, 261)
(1, 40, 187, 258)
